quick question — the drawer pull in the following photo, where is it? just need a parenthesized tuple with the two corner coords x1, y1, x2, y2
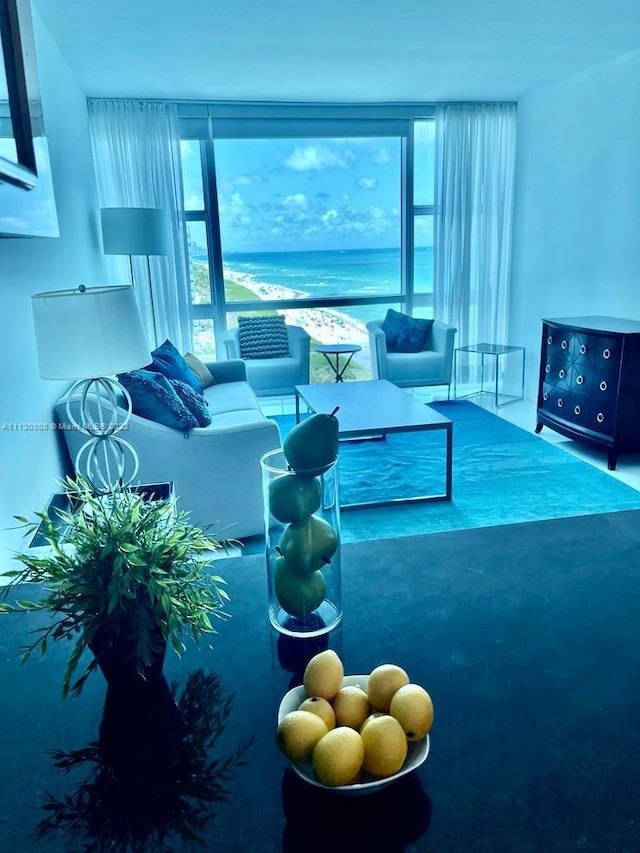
(576, 374, 584, 385)
(561, 340, 568, 350)
(603, 348, 611, 359)
(557, 398, 564, 408)
(596, 412, 605, 423)
(545, 364, 551, 373)
(547, 335, 553, 345)
(580, 344, 587, 354)
(600, 380, 608, 391)
(574, 405, 581, 415)
(559, 369, 566, 379)
(543, 392, 549, 401)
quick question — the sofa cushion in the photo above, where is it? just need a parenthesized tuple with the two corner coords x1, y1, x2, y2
(183, 352, 216, 389)
(381, 309, 434, 353)
(203, 380, 262, 416)
(169, 379, 212, 427)
(146, 339, 203, 393)
(237, 315, 290, 359)
(118, 370, 198, 431)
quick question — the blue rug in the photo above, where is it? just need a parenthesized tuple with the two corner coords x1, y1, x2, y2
(273, 401, 640, 543)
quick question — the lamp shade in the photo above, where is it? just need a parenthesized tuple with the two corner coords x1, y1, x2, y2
(101, 207, 170, 256)
(32, 286, 150, 380)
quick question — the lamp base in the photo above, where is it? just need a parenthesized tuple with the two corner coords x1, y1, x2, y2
(66, 377, 139, 492)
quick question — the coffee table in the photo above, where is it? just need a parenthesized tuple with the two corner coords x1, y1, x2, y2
(294, 379, 452, 509)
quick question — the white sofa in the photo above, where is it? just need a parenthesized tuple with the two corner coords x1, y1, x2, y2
(55, 359, 281, 541)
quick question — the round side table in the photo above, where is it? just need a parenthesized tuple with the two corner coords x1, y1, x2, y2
(314, 344, 362, 382)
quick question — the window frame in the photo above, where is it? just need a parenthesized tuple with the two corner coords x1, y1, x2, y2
(179, 105, 436, 357)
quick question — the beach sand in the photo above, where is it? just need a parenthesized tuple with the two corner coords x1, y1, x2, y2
(224, 268, 369, 347)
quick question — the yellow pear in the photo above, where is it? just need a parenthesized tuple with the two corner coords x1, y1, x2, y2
(303, 649, 344, 700)
(389, 683, 434, 741)
(367, 663, 410, 712)
(312, 726, 364, 787)
(331, 685, 371, 730)
(298, 696, 336, 731)
(360, 714, 408, 778)
(276, 710, 328, 762)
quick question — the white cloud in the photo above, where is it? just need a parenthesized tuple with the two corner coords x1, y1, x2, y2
(356, 177, 378, 191)
(374, 148, 391, 165)
(283, 193, 309, 209)
(284, 145, 356, 172)
(234, 174, 266, 186)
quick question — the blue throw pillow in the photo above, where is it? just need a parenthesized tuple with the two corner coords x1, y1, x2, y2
(381, 309, 434, 353)
(146, 339, 204, 394)
(237, 315, 290, 359)
(169, 379, 212, 427)
(118, 370, 198, 432)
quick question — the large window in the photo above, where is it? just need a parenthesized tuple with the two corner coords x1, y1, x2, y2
(179, 111, 435, 377)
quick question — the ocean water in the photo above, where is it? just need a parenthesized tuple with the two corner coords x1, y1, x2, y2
(194, 247, 433, 326)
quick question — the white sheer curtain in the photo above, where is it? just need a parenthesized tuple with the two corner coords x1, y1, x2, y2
(433, 104, 517, 350)
(88, 100, 192, 353)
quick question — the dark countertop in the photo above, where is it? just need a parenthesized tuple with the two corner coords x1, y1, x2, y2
(1, 509, 640, 851)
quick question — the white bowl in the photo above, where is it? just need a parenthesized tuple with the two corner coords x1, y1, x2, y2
(277, 674, 430, 796)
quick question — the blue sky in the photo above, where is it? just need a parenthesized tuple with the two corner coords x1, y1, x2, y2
(182, 137, 403, 254)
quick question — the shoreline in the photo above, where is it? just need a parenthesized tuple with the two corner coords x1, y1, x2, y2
(223, 267, 369, 346)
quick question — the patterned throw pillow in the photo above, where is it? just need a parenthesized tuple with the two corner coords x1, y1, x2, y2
(380, 309, 434, 353)
(117, 370, 198, 432)
(237, 315, 290, 360)
(146, 339, 204, 394)
(169, 379, 212, 427)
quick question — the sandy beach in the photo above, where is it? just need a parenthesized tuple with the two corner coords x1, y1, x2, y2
(223, 267, 369, 346)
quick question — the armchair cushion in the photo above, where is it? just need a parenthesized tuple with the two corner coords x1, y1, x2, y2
(117, 370, 198, 431)
(169, 379, 212, 427)
(238, 315, 290, 359)
(381, 309, 434, 353)
(146, 339, 203, 393)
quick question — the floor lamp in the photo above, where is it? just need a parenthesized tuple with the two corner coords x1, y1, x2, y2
(100, 207, 170, 348)
(32, 285, 150, 493)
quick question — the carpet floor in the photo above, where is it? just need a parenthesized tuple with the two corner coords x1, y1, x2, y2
(272, 400, 640, 544)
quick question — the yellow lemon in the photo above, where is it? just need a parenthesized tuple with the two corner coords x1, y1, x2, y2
(367, 663, 410, 712)
(276, 710, 328, 762)
(331, 685, 371, 730)
(360, 714, 408, 778)
(312, 726, 364, 787)
(389, 683, 434, 741)
(303, 649, 344, 700)
(298, 696, 336, 731)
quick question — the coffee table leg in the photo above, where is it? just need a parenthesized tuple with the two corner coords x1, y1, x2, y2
(445, 422, 453, 500)
(295, 391, 300, 423)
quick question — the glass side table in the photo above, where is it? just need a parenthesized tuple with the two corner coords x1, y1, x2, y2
(453, 343, 525, 407)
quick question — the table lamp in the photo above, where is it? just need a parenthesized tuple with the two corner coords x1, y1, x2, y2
(32, 285, 150, 492)
(100, 207, 170, 347)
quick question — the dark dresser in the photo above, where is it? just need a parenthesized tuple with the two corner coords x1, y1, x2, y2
(536, 315, 640, 470)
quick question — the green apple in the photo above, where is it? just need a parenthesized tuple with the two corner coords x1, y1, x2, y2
(279, 514, 339, 575)
(268, 472, 322, 524)
(274, 558, 326, 617)
(283, 411, 339, 476)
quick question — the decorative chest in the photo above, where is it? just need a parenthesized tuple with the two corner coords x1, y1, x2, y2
(536, 316, 640, 470)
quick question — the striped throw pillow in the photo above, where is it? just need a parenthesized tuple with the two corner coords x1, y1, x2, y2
(237, 315, 290, 359)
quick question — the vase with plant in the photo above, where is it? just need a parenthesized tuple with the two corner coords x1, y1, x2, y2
(0, 477, 231, 700)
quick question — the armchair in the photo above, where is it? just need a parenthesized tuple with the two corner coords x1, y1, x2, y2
(222, 323, 311, 397)
(366, 318, 457, 397)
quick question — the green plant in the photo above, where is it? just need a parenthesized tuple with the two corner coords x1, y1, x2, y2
(0, 477, 231, 699)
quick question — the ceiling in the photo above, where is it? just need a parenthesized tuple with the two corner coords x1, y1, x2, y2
(33, 0, 640, 102)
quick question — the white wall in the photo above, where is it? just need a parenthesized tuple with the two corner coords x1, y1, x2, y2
(0, 11, 103, 566)
(510, 48, 640, 401)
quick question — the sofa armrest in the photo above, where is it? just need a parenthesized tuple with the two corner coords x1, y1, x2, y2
(366, 320, 388, 380)
(203, 358, 247, 384)
(222, 329, 241, 360)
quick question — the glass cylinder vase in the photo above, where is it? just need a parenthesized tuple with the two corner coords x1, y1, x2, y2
(261, 448, 342, 638)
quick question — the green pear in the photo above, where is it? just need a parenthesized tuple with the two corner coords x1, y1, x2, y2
(279, 514, 339, 575)
(268, 472, 322, 524)
(283, 411, 339, 476)
(274, 557, 326, 617)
